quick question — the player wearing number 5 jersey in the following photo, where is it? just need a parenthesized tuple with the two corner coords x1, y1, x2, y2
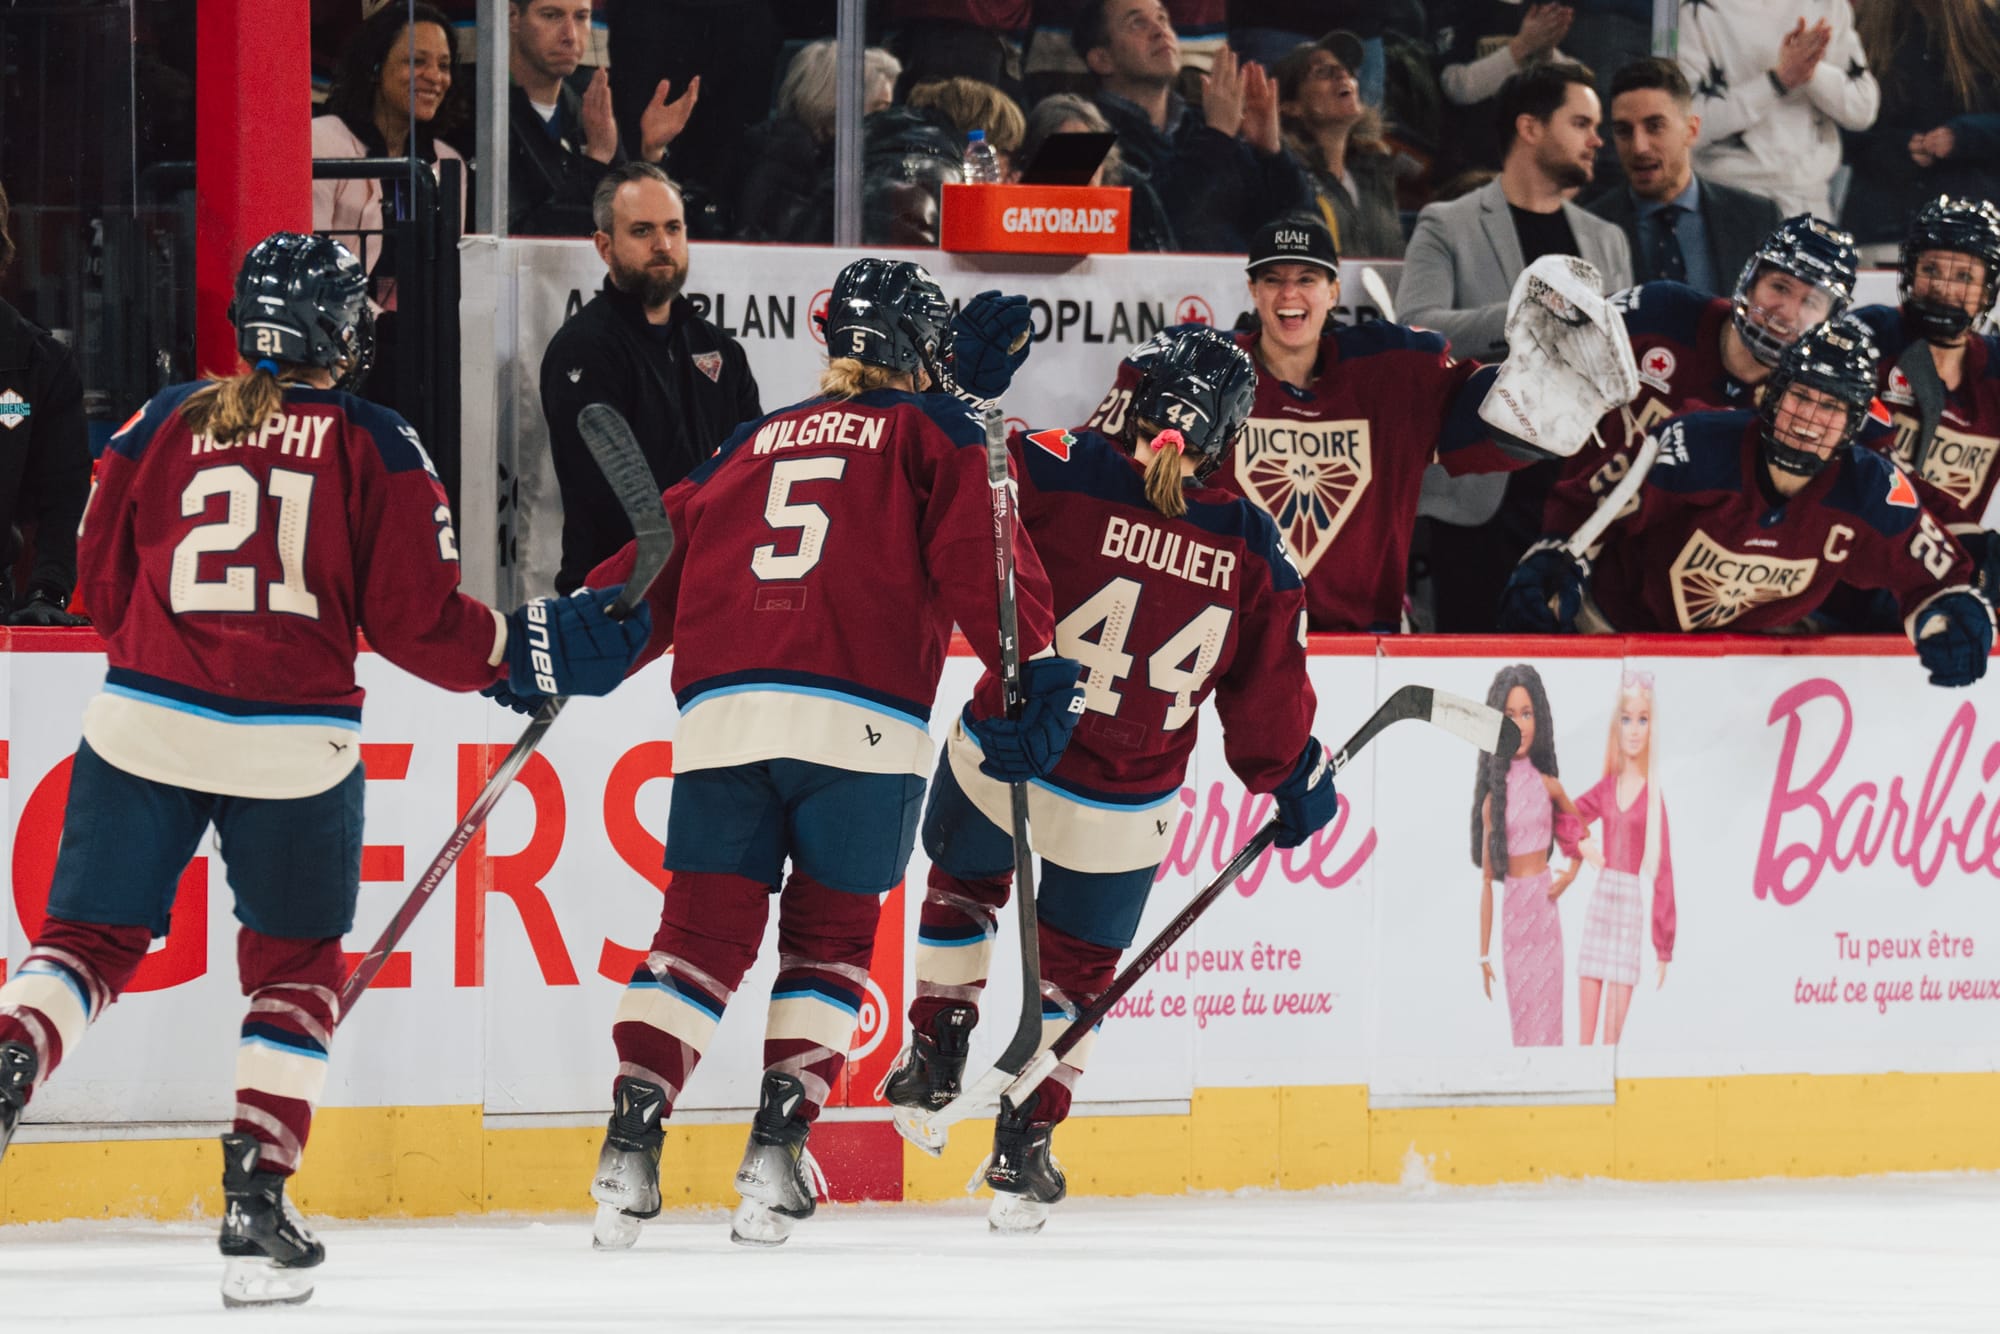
(0, 232, 649, 1309)
(574, 259, 1073, 1251)
(880, 326, 1338, 1234)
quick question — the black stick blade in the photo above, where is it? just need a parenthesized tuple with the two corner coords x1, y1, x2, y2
(577, 403, 675, 617)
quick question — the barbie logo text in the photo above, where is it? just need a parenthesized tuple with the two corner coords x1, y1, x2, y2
(1756, 679, 2000, 904)
(1157, 782, 1374, 894)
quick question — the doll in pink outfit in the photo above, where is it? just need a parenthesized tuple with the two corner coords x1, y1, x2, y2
(1559, 671, 1676, 1045)
(1471, 665, 1585, 1047)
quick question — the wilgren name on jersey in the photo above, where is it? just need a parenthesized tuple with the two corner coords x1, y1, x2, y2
(1234, 415, 1372, 574)
(1668, 528, 1819, 630)
(1891, 417, 1997, 509)
(750, 407, 889, 455)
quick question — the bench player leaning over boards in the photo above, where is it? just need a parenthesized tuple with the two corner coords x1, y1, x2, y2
(1500, 316, 1994, 689)
(878, 326, 1338, 1235)
(0, 232, 650, 1310)
(1086, 212, 1632, 631)
(1849, 197, 2000, 598)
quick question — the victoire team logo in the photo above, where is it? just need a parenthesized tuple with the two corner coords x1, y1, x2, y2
(1892, 417, 1996, 507)
(1669, 529, 1818, 629)
(1235, 416, 1373, 574)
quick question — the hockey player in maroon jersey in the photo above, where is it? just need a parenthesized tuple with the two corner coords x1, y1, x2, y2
(1544, 215, 1861, 541)
(0, 232, 650, 1308)
(1850, 197, 2000, 591)
(1500, 317, 1995, 688)
(879, 326, 1338, 1233)
(563, 259, 1081, 1250)
(1086, 213, 1631, 631)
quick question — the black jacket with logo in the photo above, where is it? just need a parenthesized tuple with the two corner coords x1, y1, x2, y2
(0, 298, 90, 606)
(539, 280, 761, 592)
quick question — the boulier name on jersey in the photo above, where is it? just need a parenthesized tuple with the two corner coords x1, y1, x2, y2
(751, 407, 889, 455)
(190, 411, 334, 459)
(1101, 514, 1238, 590)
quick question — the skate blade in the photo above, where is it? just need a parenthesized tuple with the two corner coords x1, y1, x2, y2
(728, 1198, 797, 1248)
(986, 1192, 1050, 1235)
(220, 1256, 316, 1308)
(889, 1104, 947, 1157)
(591, 1203, 644, 1251)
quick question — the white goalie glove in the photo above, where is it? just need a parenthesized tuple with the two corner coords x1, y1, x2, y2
(1478, 255, 1641, 459)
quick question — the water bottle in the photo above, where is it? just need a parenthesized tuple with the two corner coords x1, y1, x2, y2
(963, 129, 1001, 185)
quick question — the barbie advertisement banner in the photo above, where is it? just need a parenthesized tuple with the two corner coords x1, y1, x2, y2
(1365, 647, 2000, 1103)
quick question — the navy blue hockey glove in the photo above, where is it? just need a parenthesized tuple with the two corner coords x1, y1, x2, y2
(481, 679, 549, 717)
(1271, 738, 1338, 850)
(1962, 530, 2000, 605)
(949, 290, 1033, 400)
(504, 585, 653, 699)
(1915, 591, 1995, 688)
(9, 587, 87, 626)
(967, 655, 1086, 782)
(1497, 542, 1587, 634)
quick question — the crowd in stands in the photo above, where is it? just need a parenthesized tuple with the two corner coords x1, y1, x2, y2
(300, 0, 2000, 261)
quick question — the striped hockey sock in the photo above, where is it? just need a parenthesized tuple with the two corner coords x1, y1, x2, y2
(609, 872, 770, 1111)
(232, 931, 342, 1175)
(907, 870, 1010, 1034)
(1023, 922, 1124, 1128)
(0, 918, 151, 1101)
(762, 872, 883, 1123)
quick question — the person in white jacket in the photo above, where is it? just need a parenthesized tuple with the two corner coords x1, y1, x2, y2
(1677, 0, 1879, 220)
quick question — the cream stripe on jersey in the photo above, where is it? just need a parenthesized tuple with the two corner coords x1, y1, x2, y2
(674, 688, 934, 777)
(82, 692, 359, 800)
(945, 723, 1177, 874)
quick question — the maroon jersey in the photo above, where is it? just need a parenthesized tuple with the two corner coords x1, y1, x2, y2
(592, 388, 1055, 779)
(1087, 323, 1515, 631)
(965, 425, 1312, 801)
(1584, 410, 1976, 633)
(78, 382, 501, 797)
(1545, 281, 1758, 538)
(1851, 305, 2000, 536)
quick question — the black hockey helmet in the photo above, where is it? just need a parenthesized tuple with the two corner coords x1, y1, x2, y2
(227, 231, 373, 388)
(1124, 326, 1257, 480)
(1758, 314, 1879, 478)
(820, 257, 952, 382)
(1898, 195, 2000, 342)
(1731, 215, 1859, 368)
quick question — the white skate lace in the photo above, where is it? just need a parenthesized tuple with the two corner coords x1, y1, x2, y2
(801, 1145, 830, 1203)
(871, 1047, 913, 1102)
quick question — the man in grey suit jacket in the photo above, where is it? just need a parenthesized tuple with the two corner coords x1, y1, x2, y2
(1585, 57, 1785, 296)
(1399, 62, 1633, 365)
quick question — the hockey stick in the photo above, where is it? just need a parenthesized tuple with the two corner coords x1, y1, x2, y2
(1566, 429, 1661, 560)
(975, 400, 1046, 1117)
(337, 404, 673, 1018)
(900, 686, 1519, 1154)
(1359, 266, 1396, 325)
(1894, 339, 1947, 476)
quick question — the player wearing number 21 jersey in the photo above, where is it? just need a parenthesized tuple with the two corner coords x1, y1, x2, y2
(880, 327, 1337, 1235)
(0, 232, 648, 1310)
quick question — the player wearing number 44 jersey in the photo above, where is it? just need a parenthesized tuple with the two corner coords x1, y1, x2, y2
(1503, 317, 1994, 687)
(557, 259, 1073, 1251)
(0, 232, 649, 1310)
(881, 326, 1338, 1235)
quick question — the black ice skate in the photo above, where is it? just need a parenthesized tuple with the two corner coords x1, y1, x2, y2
(980, 1093, 1065, 1235)
(879, 1004, 975, 1154)
(217, 1133, 324, 1309)
(730, 1071, 827, 1247)
(0, 1040, 36, 1164)
(590, 1075, 667, 1251)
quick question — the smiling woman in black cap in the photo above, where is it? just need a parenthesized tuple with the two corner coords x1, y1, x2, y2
(1272, 32, 1410, 259)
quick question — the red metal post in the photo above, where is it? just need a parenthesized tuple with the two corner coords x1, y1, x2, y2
(195, 0, 314, 377)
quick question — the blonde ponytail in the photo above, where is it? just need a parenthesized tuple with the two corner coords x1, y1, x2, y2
(818, 357, 910, 399)
(178, 363, 289, 444)
(1141, 423, 1189, 518)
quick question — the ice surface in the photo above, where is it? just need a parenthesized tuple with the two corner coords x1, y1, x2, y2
(3, 1175, 1997, 1332)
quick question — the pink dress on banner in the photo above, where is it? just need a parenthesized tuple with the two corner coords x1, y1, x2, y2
(1565, 775, 1676, 986)
(1501, 757, 1566, 1047)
